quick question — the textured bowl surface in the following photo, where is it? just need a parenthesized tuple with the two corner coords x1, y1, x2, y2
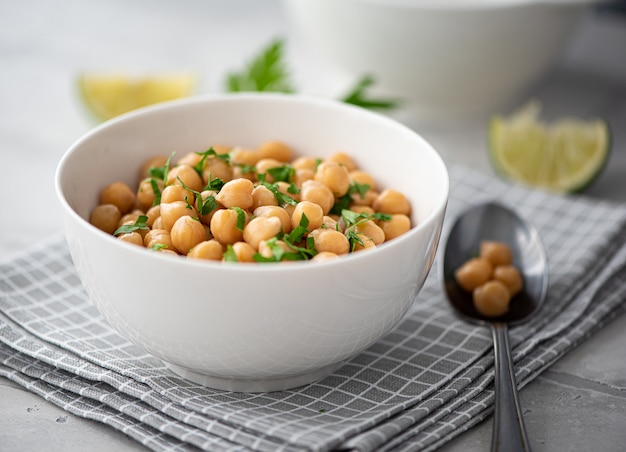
(55, 93, 449, 391)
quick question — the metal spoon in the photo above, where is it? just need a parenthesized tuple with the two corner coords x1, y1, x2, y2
(441, 202, 548, 452)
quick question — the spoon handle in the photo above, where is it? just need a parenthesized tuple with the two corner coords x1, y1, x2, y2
(491, 323, 531, 452)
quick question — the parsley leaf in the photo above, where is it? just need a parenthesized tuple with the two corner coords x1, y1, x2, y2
(194, 147, 230, 176)
(340, 75, 401, 111)
(223, 245, 238, 262)
(226, 38, 294, 93)
(114, 215, 149, 236)
(230, 207, 246, 231)
(267, 165, 295, 183)
(330, 181, 371, 215)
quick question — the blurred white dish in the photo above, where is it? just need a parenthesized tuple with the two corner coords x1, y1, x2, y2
(283, 0, 597, 118)
(55, 93, 449, 392)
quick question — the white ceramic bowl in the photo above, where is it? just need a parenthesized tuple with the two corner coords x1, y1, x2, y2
(283, 0, 596, 117)
(55, 93, 449, 392)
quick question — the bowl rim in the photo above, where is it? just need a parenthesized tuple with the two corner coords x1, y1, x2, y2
(55, 92, 449, 274)
(285, 0, 599, 10)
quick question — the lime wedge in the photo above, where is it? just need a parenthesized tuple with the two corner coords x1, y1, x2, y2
(78, 73, 196, 121)
(489, 101, 610, 193)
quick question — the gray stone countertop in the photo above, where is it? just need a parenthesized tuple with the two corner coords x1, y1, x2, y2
(1, 1, 625, 450)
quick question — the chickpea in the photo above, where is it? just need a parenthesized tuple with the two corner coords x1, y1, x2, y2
(210, 209, 244, 245)
(203, 156, 233, 183)
(117, 232, 143, 247)
(188, 239, 223, 261)
(171, 216, 206, 255)
(293, 168, 315, 188)
(145, 205, 161, 227)
(349, 170, 376, 191)
(177, 151, 203, 167)
(152, 216, 164, 230)
(157, 249, 179, 257)
(493, 265, 523, 296)
(327, 152, 356, 171)
(349, 205, 375, 216)
(231, 241, 257, 262)
(354, 220, 385, 245)
(160, 184, 195, 205)
(352, 233, 376, 252)
(312, 228, 350, 255)
(167, 164, 204, 192)
(90, 204, 122, 234)
(454, 258, 493, 292)
(291, 201, 323, 231)
(144, 229, 175, 252)
(350, 189, 378, 207)
(291, 156, 318, 172)
(257, 140, 293, 162)
(251, 185, 279, 210)
(312, 251, 340, 262)
(275, 181, 299, 203)
(232, 165, 257, 182)
(229, 147, 260, 166)
(215, 178, 254, 209)
(322, 215, 339, 231)
(314, 161, 350, 197)
(480, 241, 513, 266)
(118, 209, 144, 228)
(473, 280, 511, 317)
(379, 214, 411, 241)
(198, 190, 221, 225)
(243, 216, 282, 250)
(258, 239, 292, 259)
(136, 177, 162, 210)
(160, 201, 197, 231)
(255, 158, 283, 182)
(254, 205, 292, 234)
(373, 189, 411, 215)
(139, 155, 168, 180)
(100, 181, 136, 214)
(300, 180, 334, 215)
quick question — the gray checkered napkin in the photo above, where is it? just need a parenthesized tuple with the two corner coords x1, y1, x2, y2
(1, 164, 626, 452)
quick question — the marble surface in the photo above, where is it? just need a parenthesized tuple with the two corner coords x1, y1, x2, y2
(1, 1, 625, 450)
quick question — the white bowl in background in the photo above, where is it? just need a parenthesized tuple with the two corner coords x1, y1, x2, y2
(55, 93, 449, 392)
(283, 0, 597, 118)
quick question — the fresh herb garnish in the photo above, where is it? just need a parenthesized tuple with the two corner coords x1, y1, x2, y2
(223, 245, 238, 262)
(226, 39, 294, 93)
(114, 215, 149, 236)
(253, 214, 317, 262)
(193, 147, 230, 176)
(330, 182, 371, 215)
(177, 177, 217, 218)
(205, 174, 225, 192)
(341, 209, 392, 251)
(147, 152, 176, 205)
(340, 75, 400, 111)
(257, 173, 298, 206)
(230, 206, 246, 231)
(267, 165, 296, 183)
(150, 243, 167, 251)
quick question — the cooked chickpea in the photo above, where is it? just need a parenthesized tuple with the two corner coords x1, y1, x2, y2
(258, 239, 292, 258)
(231, 241, 257, 262)
(159, 201, 197, 231)
(312, 251, 340, 262)
(493, 265, 523, 296)
(379, 214, 411, 241)
(210, 209, 244, 245)
(144, 229, 175, 252)
(454, 258, 493, 292)
(352, 233, 376, 252)
(251, 185, 279, 209)
(293, 168, 315, 188)
(322, 215, 339, 231)
(188, 239, 223, 260)
(145, 205, 161, 227)
(300, 180, 335, 215)
(229, 147, 260, 166)
(243, 216, 282, 250)
(354, 220, 385, 245)
(161, 184, 195, 205)
(215, 178, 254, 209)
(373, 189, 411, 215)
(177, 152, 203, 167)
(117, 232, 143, 246)
(480, 241, 513, 266)
(198, 190, 221, 225)
(313, 229, 350, 255)
(136, 177, 162, 210)
(473, 280, 511, 317)
(152, 216, 164, 230)
(90, 204, 121, 234)
(350, 189, 378, 207)
(291, 201, 323, 231)
(327, 152, 356, 171)
(100, 181, 136, 214)
(255, 158, 283, 182)
(139, 155, 168, 180)
(254, 205, 292, 234)
(203, 156, 233, 183)
(170, 216, 206, 255)
(314, 161, 350, 197)
(166, 164, 204, 192)
(349, 205, 375, 216)
(349, 170, 376, 190)
(118, 210, 144, 228)
(231, 165, 257, 182)
(291, 156, 318, 172)
(257, 140, 293, 162)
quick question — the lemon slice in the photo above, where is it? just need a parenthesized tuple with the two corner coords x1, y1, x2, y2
(489, 101, 610, 193)
(78, 73, 196, 121)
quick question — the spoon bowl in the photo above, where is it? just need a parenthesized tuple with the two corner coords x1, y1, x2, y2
(442, 202, 548, 452)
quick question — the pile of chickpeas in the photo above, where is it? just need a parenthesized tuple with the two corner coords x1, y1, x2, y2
(89, 140, 413, 263)
(454, 241, 524, 317)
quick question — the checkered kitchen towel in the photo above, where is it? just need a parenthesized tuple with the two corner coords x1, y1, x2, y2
(2, 164, 626, 451)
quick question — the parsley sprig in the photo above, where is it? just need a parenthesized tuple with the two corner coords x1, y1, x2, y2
(114, 215, 149, 236)
(257, 173, 298, 206)
(330, 181, 371, 215)
(341, 209, 392, 251)
(253, 213, 317, 262)
(193, 147, 230, 177)
(340, 75, 400, 111)
(147, 152, 175, 206)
